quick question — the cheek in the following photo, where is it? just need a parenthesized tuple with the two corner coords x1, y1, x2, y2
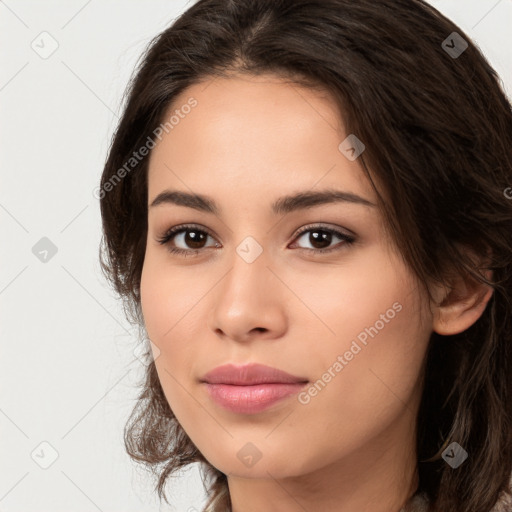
(140, 251, 213, 385)
(294, 252, 429, 428)
(140, 250, 203, 341)
(140, 258, 205, 428)
(140, 258, 167, 341)
(289, 245, 417, 353)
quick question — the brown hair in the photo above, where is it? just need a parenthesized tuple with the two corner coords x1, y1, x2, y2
(98, 1, 512, 510)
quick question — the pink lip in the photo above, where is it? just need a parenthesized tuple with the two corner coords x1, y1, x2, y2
(200, 363, 308, 414)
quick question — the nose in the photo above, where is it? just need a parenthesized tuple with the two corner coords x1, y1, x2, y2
(206, 242, 288, 344)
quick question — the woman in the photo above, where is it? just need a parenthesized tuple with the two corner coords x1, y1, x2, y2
(98, 0, 512, 510)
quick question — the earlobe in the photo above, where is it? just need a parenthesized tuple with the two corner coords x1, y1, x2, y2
(431, 268, 494, 336)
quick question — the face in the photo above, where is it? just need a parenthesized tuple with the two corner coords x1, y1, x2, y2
(140, 73, 434, 481)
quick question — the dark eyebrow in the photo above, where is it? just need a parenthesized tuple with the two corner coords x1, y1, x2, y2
(149, 188, 376, 215)
(271, 189, 376, 214)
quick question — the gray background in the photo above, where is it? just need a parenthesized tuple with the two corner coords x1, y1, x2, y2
(1, 1, 511, 511)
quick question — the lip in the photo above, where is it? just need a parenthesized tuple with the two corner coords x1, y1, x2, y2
(201, 363, 308, 385)
(200, 363, 308, 414)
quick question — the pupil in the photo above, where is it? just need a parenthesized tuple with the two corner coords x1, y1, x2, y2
(311, 230, 331, 249)
(186, 230, 206, 249)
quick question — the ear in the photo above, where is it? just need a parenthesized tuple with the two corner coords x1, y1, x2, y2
(430, 251, 494, 336)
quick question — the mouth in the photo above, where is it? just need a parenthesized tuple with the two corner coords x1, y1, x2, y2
(202, 382, 308, 414)
(200, 363, 308, 414)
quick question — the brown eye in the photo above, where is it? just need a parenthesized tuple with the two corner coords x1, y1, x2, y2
(157, 224, 218, 256)
(179, 229, 208, 249)
(302, 229, 333, 250)
(157, 223, 356, 258)
(291, 225, 356, 254)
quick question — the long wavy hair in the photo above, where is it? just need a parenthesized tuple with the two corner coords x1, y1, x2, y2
(98, 1, 512, 510)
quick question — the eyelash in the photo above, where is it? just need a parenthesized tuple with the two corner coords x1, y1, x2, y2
(156, 223, 356, 258)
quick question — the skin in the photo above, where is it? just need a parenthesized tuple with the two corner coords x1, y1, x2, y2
(140, 73, 494, 512)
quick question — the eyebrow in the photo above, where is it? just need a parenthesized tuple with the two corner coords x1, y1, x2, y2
(149, 188, 376, 215)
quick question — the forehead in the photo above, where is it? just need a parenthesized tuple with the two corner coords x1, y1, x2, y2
(147, 74, 375, 208)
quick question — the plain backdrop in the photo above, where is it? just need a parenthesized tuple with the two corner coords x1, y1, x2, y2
(1, 1, 511, 511)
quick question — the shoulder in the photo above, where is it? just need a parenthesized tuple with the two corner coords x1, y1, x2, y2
(402, 471, 512, 512)
(491, 471, 512, 512)
(401, 491, 429, 512)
